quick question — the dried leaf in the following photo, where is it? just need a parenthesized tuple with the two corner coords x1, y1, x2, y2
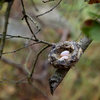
(88, 0, 100, 4)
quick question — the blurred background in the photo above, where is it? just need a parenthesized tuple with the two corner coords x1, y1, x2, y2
(0, 0, 100, 100)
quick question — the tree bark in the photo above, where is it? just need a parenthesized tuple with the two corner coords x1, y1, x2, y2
(49, 37, 92, 95)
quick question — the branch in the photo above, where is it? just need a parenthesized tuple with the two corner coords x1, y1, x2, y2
(1, 56, 49, 81)
(0, 0, 14, 58)
(49, 36, 92, 95)
(30, 0, 39, 11)
(0, 34, 53, 46)
(21, 0, 38, 40)
(20, 0, 53, 47)
(29, 45, 50, 80)
(78, 37, 92, 52)
(42, 0, 55, 3)
(26, 14, 40, 31)
(2, 42, 39, 55)
(1, 57, 28, 75)
(36, 0, 62, 17)
(0, 56, 50, 99)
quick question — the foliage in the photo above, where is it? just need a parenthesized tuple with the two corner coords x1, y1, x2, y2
(81, 19, 100, 41)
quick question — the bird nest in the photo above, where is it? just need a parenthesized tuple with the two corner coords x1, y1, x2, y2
(48, 41, 83, 69)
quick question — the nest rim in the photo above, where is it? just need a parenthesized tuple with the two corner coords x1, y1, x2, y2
(48, 41, 83, 69)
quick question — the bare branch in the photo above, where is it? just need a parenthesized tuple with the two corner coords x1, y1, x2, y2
(20, 0, 53, 47)
(29, 45, 50, 80)
(49, 37, 92, 95)
(42, 0, 55, 3)
(0, 57, 50, 99)
(36, 0, 62, 17)
(2, 42, 39, 55)
(26, 14, 41, 31)
(49, 68, 70, 95)
(0, 1, 14, 58)
(21, 0, 38, 40)
(0, 34, 53, 46)
(1, 57, 28, 75)
(30, 0, 39, 11)
(78, 37, 92, 52)
(0, 77, 27, 84)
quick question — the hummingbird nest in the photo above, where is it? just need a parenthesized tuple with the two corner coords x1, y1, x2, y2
(48, 41, 83, 69)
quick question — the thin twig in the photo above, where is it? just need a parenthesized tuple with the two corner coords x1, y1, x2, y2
(2, 42, 39, 55)
(0, 34, 34, 40)
(36, 0, 62, 17)
(1, 57, 28, 75)
(0, 34, 53, 46)
(1, 57, 50, 99)
(0, 1, 14, 58)
(20, 0, 53, 46)
(15, 77, 27, 84)
(21, 0, 38, 40)
(29, 45, 50, 79)
(30, 0, 39, 11)
(26, 14, 41, 31)
(0, 77, 27, 84)
(42, 0, 54, 3)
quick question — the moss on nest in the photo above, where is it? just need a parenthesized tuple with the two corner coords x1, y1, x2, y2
(48, 41, 83, 69)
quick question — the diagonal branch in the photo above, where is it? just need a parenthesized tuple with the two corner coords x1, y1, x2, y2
(2, 42, 39, 55)
(29, 45, 50, 80)
(0, 0, 14, 58)
(1, 57, 28, 75)
(21, 0, 38, 40)
(20, 0, 53, 47)
(0, 57, 50, 99)
(36, 0, 62, 17)
(30, 0, 39, 11)
(49, 36, 92, 95)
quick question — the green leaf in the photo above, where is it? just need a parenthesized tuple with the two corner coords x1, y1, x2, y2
(88, 12, 100, 19)
(81, 19, 100, 41)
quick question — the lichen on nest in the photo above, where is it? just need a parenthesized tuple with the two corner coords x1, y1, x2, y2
(48, 41, 83, 69)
